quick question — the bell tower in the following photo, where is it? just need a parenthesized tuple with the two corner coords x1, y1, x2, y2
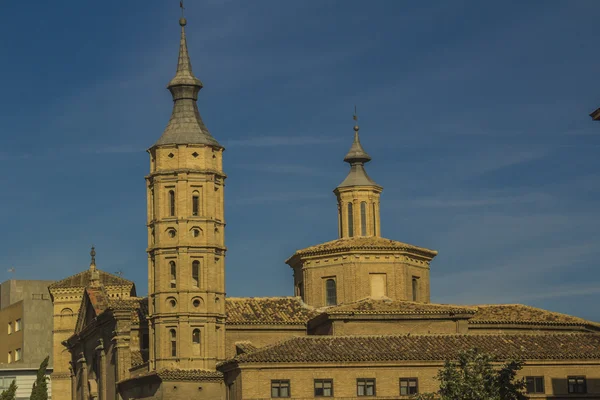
(334, 117, 383, 238)
(146, 15, 226, 372)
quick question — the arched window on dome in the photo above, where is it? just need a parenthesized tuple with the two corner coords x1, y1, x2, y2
(192, 329, 201, 356)
(325, 279, 337, 306)
(360, 201, 367, 236)
(347, 202, 354, 237)
(169, 329, 177, 357)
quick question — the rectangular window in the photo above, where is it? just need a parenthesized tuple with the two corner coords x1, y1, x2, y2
(412, 277, 419, 302)
(568, 376, 586, 394)
(0, 377, 16, 391)
(7, 322, 12, 335)
(357, 378, 376, 396)
(525, 376, 544, 394)
(14, 348, 21, 361)
(271, 380, 290, 398)
(372, 203, 377, 235)
(314, 379, 333, 397)
(360, 201, 367, 236)
(15, 319, 21, 332)
(192, 195, 199, 216)
(400, 378, 418, 396)
(7, 352, 11, 363)
(347, 202, 354, 237)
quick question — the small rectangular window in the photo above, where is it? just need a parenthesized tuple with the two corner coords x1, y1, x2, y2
(7, 323, 12, 335)
(400, 378, 418, 396)
(271, 380, 290, 398)
(192, 195, 199, 216)
(14, 348, 21, 361)
(7, 352, 11, 364)
(525, 376, 544, 394)
(314, 379, 333, 397)
(15, 319, 21, 332)
(357, 378, 376, 396)
(568, 376, 586, 394)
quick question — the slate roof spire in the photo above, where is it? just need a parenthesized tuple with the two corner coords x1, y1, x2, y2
(152, 15, 221, 148)
(337, 114, 379, 188)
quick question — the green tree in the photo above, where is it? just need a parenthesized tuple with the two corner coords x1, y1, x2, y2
(414, 348, 527, 400)
(30, 356, 49, 400)
(0, 380, 17, 400)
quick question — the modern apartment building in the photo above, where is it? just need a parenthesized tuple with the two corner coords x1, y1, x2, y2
(0, 280, 54, 400)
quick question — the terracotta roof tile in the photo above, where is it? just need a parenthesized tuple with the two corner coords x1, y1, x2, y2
(324, 298, 475, 316)
(222, 333, 600, 366)
(288, 236, 437, 259)
(226, 297, 319, 325)
(156, 369, 223, 382)
(470, 304, 599, 327)
(131, 350, 149, 368)
(49, 269, 133, 289)
(108, 297, 148, 323)
(235, 341, 259, 355)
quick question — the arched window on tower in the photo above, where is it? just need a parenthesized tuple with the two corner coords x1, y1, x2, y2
(325, 279, 337, 306)
(373, 203, 377, 236)
(169, 190, 175, 216)
(169, 329, 177, 357)
(169, 261, 177, 288)
(360, 201, 367, 236)
(192, 191, 200, 216)
(347, 202, 354, 237)
(192, 260, 200, 288)
(192, 329, 201, 356)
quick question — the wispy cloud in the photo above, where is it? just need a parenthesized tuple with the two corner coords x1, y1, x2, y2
(229, 192, 328, 206)
(224, 136, 340, 148)
(514, 284, 600, 302)
(83, 145, 147, 154)
(406, 192, 552, 208)
(230, 163, 331, 177)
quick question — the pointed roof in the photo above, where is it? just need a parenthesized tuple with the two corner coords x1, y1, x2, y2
(337, 125, 379, 188)
(49, 269, 133, 289)
(152, 17, 221, 148)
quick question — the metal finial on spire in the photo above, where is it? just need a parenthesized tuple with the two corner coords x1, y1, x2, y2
(179, 1, 186, 25)
(90, 246, 97, 271)
(353, 105, 360, 132)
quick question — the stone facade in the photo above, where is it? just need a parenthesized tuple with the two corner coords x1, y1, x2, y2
(48, 14, 600, 400)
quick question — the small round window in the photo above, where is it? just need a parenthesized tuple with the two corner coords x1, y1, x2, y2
(192, 299, 201, 308)
(168, 229, 176, 238)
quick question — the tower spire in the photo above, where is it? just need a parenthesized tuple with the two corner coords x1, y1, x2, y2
(152, 11, 221, 148)
(89, 246, 100, 287)
(337, 112, 377, 188)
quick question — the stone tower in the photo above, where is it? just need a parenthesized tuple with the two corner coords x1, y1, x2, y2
(146, 16, 226, 373)
(334, 123, 383, 238)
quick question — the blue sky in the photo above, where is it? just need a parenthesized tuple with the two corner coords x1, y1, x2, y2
(1, 1, 599, 321)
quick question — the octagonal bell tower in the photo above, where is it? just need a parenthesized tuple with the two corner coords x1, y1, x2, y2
(146, 15, 226, 373)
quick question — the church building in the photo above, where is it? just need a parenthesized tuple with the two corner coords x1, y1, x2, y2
(50, 14, 600, 400)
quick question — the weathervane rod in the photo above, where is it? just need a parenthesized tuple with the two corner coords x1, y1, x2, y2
(353, 105, 358, 122)
(180, 0, 185, 17)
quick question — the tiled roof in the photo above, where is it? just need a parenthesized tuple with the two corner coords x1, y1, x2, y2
(157, 369, 223, 382)
(221, 333, 600, 366)
(131, 350, 149, 368)
(324, 298, 475, 316)
(288, 237, 438, 259)
(87, 287, 109, 316)
(226, 297, 320, 325)
(470, 304, 599, 327)
(49, 269, 133, 289)
(108, 297, 148, 323)
(235, 341, 259, 355)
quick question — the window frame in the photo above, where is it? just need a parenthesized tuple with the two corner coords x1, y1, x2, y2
(169, 261, 177, 288)
(7, 322, 12, 335)
(568, 376, 587, 394)
(271, 379, 290, 398)
(15, 319, 21, 332)
(192, 260, 200, 288)
(411, 276, 419, 302)
(314, 379, 333, 397)
(192, 194, 200, 216)
(347, 202, 354, 237)
(400, 378, 419, 396)
(168, 190, 175, 216)
(325, 278, 337, 306)
(360, 201, 367, 236)
(357, 378, 376, 397)
(525, 376, 545, 394)
(169, 329, 177, 357)
(14, 348, 21, 361)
